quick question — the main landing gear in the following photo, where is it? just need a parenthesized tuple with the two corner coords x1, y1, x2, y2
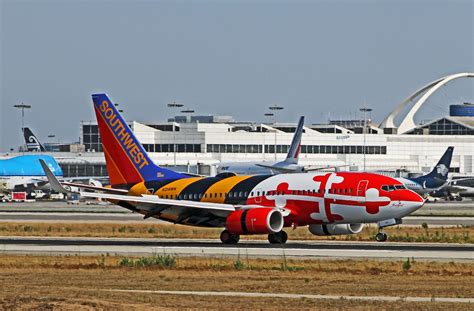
(220, 230, 240, 244)
(268, 230, 288, 244)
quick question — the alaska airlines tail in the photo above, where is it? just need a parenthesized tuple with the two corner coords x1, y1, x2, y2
(411, 146, 454, 188)
(92, 93, 185, 186)
(284, 116, 304, 164)
(23, 127, 46, 152)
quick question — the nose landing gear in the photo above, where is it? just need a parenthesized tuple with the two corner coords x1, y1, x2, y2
(375, 231, 388, 242)
(375, 218, 402, 242)
(268, 230, 288, 244)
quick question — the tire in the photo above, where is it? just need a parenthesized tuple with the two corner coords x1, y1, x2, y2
(220, 230, 239, 244)
(268, 231, 288, 244)
(375, 232, 388, 242)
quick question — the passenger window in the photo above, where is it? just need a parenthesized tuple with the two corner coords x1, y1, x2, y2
(244, 191, 248, 197)
(257, 191, 260, 196)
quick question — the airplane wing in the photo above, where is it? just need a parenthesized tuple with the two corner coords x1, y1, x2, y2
(303, 164, 350, 172)
(80, 191, 289, 226)
(254, 163, 299, 173)
(39, 159, 127, 195)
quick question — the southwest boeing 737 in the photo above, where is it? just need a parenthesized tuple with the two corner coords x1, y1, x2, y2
(42, 94, 425, 243)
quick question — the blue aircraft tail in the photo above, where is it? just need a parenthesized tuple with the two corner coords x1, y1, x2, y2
(412, 146, 454, 188)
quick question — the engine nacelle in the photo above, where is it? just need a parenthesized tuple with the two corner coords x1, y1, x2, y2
(89, 179, 103, 187)
(226, 208, 284, 235)
(308, 223, 364, 236)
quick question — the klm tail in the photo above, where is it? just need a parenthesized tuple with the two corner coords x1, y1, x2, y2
(284, 116, 304, 164)
(23, 127, 46, 152)
(92, 93, 186, 186)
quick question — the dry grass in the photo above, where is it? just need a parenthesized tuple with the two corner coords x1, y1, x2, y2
(0, 255, 472, 310)
(0, 221, 472, 243)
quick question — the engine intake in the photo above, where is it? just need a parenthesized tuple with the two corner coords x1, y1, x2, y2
(226, 208, 284, 235)
(308, 223, 364, 236)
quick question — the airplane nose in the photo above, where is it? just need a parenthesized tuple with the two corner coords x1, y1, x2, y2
(401, 190, 425, 214)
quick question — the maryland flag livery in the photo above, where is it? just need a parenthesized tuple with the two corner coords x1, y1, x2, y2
(42, 93, 425, 244)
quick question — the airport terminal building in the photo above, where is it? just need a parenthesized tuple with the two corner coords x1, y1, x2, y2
(3, 73, 474, 178)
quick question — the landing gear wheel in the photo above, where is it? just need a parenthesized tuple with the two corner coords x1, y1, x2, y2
(268, 230, 288, 244)
(220, 230, 240, 244)
(375, 232, 388, 242)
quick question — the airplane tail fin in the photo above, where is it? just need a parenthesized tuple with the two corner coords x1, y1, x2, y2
(91, 93, 186, 186)
(284, 116, 304, 164)
(425, 146, 454, 181)
(23, 127, 46, 152)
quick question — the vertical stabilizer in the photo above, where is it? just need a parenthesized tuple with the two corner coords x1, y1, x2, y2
(91, 93, 185, 186)
(284, 116, 304, 164)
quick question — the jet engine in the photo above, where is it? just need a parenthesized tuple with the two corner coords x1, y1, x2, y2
(308, 223, 364, 236)
(89, 179, 103, 187)
(225, 208, 284, 235)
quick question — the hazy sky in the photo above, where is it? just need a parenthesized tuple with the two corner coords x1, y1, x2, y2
(1, 0, 473, 151)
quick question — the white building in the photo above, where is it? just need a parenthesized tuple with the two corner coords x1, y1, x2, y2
(3, 73, 473, 177)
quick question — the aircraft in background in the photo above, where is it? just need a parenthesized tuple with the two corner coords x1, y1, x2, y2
(217, 116, 305, 175)
(217, 116, 341, 175)
(23, 127, 46, 152)
(0, 155, 63, 192)
(396, 147, 454, 196)
(432, 176, 474, 200)
(43, 93, 425, 243)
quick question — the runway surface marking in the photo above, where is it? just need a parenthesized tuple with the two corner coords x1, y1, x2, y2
(1, 237, 472, 261)
(101, 289, 473, 303)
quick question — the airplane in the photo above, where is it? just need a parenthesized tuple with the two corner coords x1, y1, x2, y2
(23, 127, 46, 152)
(431, 176, 474, 200)
(217, 116, 306, 175)
(41, 93, 425, 244)
(396, 147, 454, 196)
(0, 155, 63, 192)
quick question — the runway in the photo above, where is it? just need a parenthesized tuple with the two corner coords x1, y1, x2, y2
(0, 212, 472, 226)
(0, 236, 472, 261)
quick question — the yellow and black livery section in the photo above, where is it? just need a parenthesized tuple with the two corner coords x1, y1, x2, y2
(123, 174, 272, 205)
(112, 174, 272, 227)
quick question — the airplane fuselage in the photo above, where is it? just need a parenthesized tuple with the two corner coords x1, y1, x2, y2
(124, 171, 424, 227)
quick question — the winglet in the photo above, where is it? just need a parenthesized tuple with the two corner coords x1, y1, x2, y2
(39, 159, 71, 194)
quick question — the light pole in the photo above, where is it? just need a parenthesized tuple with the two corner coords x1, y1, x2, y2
(167, 102, 184, 167)
(180, 108, 195, 172)
(359, 106, 372, 171)
(13, 103, 31, 153)
(48, 134, 56, 151)
(268, 105, 284, 161)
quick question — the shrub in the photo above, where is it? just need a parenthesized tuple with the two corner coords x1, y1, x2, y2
(402, 258, 412, 271)
(234, 259, 246, 270)
(119, 254, 176, 268)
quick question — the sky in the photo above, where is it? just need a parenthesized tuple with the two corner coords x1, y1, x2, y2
(1, 0, 473, 151)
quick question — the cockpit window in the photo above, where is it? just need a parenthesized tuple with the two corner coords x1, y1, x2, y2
(381, 185, 399, 191)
